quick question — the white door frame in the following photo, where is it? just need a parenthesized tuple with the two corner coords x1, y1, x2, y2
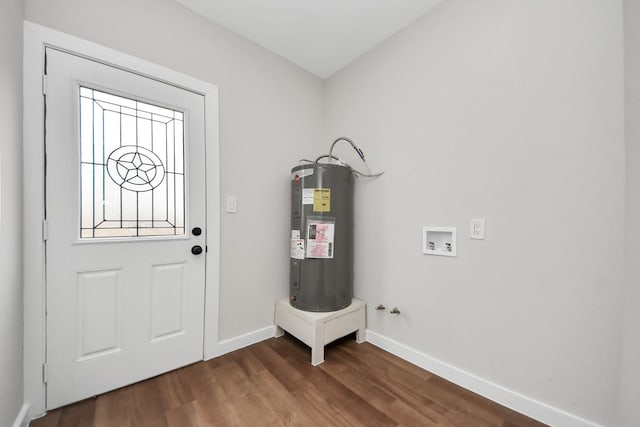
(23, 21, 221, 420)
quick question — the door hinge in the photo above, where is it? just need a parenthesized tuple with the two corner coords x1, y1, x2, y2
(42, 219, 48, 241)
(42, 74, 48, 96)
(42, 362, 48, 384)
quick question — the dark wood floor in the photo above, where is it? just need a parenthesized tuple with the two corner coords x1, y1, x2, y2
(31, 334, 547, 426)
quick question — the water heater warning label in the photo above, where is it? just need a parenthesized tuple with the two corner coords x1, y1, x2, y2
(313, 188, 331, 212)
(306, 221, 335, 259)
(290, 239, 305, 259)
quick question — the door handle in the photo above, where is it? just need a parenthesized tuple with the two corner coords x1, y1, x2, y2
(191, 245, 203, 255)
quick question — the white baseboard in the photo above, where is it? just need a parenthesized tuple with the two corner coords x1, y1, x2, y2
(365, 330, 603, 427)
(213, 325, 276, 358)
(12, 404, 29, 427)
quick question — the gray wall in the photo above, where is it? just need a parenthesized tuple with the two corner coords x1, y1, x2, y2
(618, 0, 640, 425)
(324, 0, 625, 424)
(0, 0, 24, 424)
(24, 0, 325, 341)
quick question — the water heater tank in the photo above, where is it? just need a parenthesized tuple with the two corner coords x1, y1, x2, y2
(289, 163, 354, 311)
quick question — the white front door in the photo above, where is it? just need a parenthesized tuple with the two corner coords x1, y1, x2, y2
(45, 48, 207, 410)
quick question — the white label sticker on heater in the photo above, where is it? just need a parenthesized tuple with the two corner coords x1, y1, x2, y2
(306, 221, 335, 259)
(291, 230, 300, 239)
(292, 168, 314, 181)
(290, 239, 305, 259)
(302, 188, 314, 205)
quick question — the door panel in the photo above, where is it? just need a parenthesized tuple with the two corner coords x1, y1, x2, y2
(76, 269, 121, 360)
(150, 263, 186, 341)
(45, 48, 206, 409)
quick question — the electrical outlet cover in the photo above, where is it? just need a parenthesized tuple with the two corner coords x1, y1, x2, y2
(470, 218, 486, 239)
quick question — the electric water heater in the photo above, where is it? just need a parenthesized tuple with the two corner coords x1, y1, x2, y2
(289, 163, 354, 311)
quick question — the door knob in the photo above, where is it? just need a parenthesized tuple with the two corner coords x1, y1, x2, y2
(191, 245, 203, 255)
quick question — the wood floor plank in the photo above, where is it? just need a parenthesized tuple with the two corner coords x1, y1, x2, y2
(30, 411, 60, 427)
(192, 385, 242, 426)
(323, 358, 443, 426)
(165, 400, 214, 427)
(93, 385, 136, 427)
(332, 342, 451, 422)
(129, 377, 169, 425)
(53, 397, 95, 427)
(248, 370, 308, 425)
(31, 334, 548, 427)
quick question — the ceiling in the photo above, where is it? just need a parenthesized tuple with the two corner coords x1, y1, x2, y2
(175, 0, 444, 79)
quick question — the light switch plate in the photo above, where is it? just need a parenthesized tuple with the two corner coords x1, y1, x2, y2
(470, 218, 486, 239)
(226, 196, 237, 213)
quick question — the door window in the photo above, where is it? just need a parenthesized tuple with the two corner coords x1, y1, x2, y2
(79, 87, 185, 238)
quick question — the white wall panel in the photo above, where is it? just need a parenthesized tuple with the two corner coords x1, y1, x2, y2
(325, 1, 624, 424)
(618, 0, 640, 425)
(0, 0, 24, 425)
